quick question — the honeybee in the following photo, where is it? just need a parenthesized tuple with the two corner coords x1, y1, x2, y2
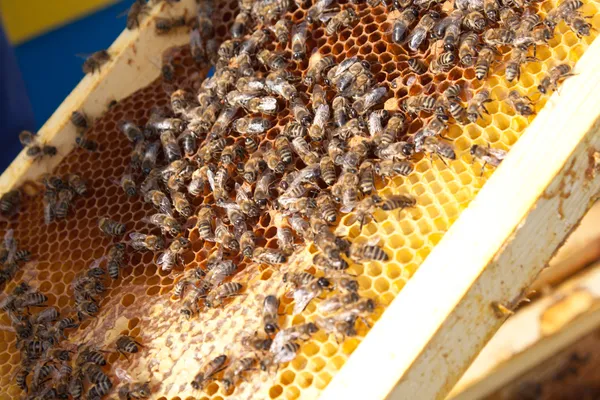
(205, 282, 243, 308)
(505, 47, 535, 82)
(239, 28, 270, 55)
(318, 156, 336, 187)
(155, 16, 186, 34)
(221, 357, 257, 391)
(75, 135, 98, 152)
(467, 89, 493, 123)
(143, 190, 172, 216)
(67, 174, 87, 197)
(331, 172, 359, 212)
(419, 137, 457, 165)
(291, 276, 331, 315)
(269, 322, 319, 355)
(470, 144, 507, 172)
(331, 96, 352, 128)
(349, 237, 389, 262)
(335, 297, 376, 328)
(407, 11, 439, 51)
(215, 218, 239, 253)
(291, 137, 319, 165)
(483, 28, 515, 46)
(230, 11, 250, 38)
(82, 50, 111, 74)
(375, 141, 414, 161)
(266, 71, 299, 101)
(271, 18, 291, 44)
(126, 0, 148, 29)
(253, 247, 287, 265)
(118, 381, 151, 400)
(157, 237, 189, 272)
(207, 166, 231, 200)
(254, 171, 274, 207)
(474, 46, 496, 81)
(70, 110, 88, 131)
(291, 22, 308, 60)
(458, 32, 479, 67)
(307, 0, 334, 24)
(116, 335, 142, 358)
(565, 11, 592, 38)
(261, 342, 302, 371)
(107, 242, 126, 280)
(309, 102, 330, 142)
(98, 217, 126, 237)
(538, 64, 573, 94)
(545, 0, 584, 30)
(261, 295, 280, 335)
(142, 142, 160, 175)
(507, 90, 535, 116)
(129, 232, 165, 251)
(430, 52, 456, 73)
(144, 213, 182, 236)
(464, 11, 486, 31)
(325, 8, 357, 35)
(246, 96, 279, 115)
(191, 355, 228, 390)
(305, 55, 335, 86)
(178, 131, 197, 156)
(352, 86, 388, 116)
(390, 7, 418, 44)
(171, 191, 191, 218)
(407, 57, 428, 75)
(234, 117, 272, 135)
(375, 194, 416, 211)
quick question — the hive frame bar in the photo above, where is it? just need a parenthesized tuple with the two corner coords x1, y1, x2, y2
(0, 0, 196, 193)
(449, 262, 600, 400)
(320, 38, 600, 400)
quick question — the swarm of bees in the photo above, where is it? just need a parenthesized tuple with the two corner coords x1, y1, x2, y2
(0, 0, 592, 397)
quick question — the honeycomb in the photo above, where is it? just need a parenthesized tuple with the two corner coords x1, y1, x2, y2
(1, 0, 600, 399)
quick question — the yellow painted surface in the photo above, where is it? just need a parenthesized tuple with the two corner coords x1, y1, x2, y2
(0, 0, 119, 44)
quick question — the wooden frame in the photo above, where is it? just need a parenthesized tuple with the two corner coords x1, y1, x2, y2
(320, 38, 600, 400)
(1, 1, 599, 398)
(448, 261, 600, 400)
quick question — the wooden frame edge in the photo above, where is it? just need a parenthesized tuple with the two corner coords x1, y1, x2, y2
(0, 0, 196, 193)
(448, 262, 600, 400)
(319, 38, 600, 400)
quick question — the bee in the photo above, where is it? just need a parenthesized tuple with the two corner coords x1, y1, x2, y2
(129, 232, 165, 251)
(419, 137, 457, 165)
(271, 18, 291, 44)
(107, 242, 126, 280)
(309, 100, 330, 142)
(246, 96, 279, 115)
(171, 191, 191, 218)
(141, 141, 160, 175)
(159, 130, 181, 163)
(229, 11, 250, 38)
(178, 131, 197, 156)
(291, 21, 308, 60)
(253, 247, 287, 265)
(483, 28, 515, 46)
(467, 89, 493, 123)
(475, 46, 496, 80)
(222, 357, 257, 391)
(266, 71, 299, 101)
(118, 381, 151, 400)
(375, 194, 416, 211)
(82, 50, 110, 74)
(215, 218, 239, 253)
(305, 55, 335, 86)
(15, 368, 29, 393)
(507, 90, 535, 116)
(239, 28, 270, 55)
(191, 355, 228, 390)
(458, 32, 479, 67)
(291, 97, 313, 127)
(239, 230, 256, 258)
(234, 117, 272, 135)
(376, 141, 414, 161)
(77, 345, 107, 366)
(506, 47, 535, 82)
(326, 8, 358, 35)
(155, 15, 186, 34)
(254, 171, 274, 207)
(390, 7, 418, 44)
(352, 86, 388, 116)
(261, 342, 302, 371)
(157, 237, 189, 272)
(407, 11, 439, 51)
(130, 139, 146, 171)
(269, 322, 319, 356)
(291, 276, 332, 315)
(262, 295, 280, 335)
(407, 58, 428, 75)
(257, 49, 288, 71)
(68, 174, 87, 196)
(116, 335, 142, 357)
(205, 282, 243, 308)
(75, 135, 98, 151)
(546, 0, 584, 30)
(565, 11, 592, 38)
(320, 156, 337, 187)
(430, 52, 456, 73)
(332, 96, 351, 128)
(143, 190, 172, 216)
(538, 64, 573, 94)
(126, 0, 147, 29)
(70, 110, 88, 131)
(401, 94, 438, 116)
(272, 137, 293, 167)
(144, 213, 182, 236)
(464, 11, 486, 31)
(291, 137, 319, 165)
(98, 217, 126, 237)
(483, 0, 499, 21)
(349, 237, 389, 262)
(116, 173, 137, 198)
(331, 172, 359, 212)
(307, 0, 335, 24)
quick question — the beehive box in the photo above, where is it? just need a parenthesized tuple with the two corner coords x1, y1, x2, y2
(1, 0, 600, 399)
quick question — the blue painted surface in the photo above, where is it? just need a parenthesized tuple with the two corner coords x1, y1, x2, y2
(0, 1, 132, 173)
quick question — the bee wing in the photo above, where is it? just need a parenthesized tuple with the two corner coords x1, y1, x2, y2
(156, 251, 171, 267)
(318, 10, 338, 23)
(115, 366, 133, 383)
(293, 289, 316, 315)
(89, 256, 106, 270)
(318, 297, 343, 314)
(488, 147, 508, 160)
(339, 202, 357, 213)
(365, 236, 382, 247)
(206, 168, 216, 191)
(129, 232, 147, 242)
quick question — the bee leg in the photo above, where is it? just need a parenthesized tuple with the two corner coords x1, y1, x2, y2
(118, 350, 131, 362)
(480, 162, 487, 177)
(490, 301, 514, 319)
(435, 153, 448, 167)
(360, 317, 371, 329)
